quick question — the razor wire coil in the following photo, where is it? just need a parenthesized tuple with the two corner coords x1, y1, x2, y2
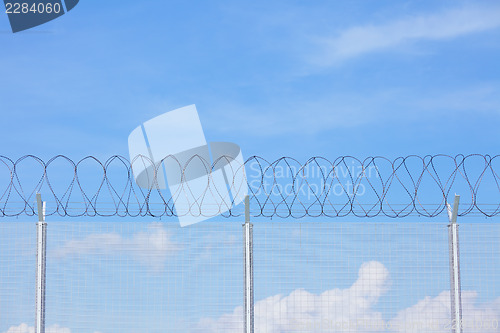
(0, 154, 499, 219)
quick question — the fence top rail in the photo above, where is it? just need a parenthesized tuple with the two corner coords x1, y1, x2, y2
(0, 154, 499, 219)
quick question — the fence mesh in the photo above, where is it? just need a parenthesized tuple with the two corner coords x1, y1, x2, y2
(1, 221, 499, 332)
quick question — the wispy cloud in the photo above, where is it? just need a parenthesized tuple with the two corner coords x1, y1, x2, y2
(315, 5, 500, 65)
(204, 91, 398, 137)
(3, 324, 74, 333)
(3, 323, 103, 333)
(52, 223, 180, 270)
(204, 81, 500, 138)
(389, 291, 500, 333)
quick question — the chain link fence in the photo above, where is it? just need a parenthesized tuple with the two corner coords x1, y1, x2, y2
(1, 220, 499, 333)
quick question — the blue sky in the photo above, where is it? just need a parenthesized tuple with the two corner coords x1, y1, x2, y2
(1, 0, 500, 160)
(1, 0, 500, 332)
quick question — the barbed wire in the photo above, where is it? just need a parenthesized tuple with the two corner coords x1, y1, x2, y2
(0, 154, 499, 219)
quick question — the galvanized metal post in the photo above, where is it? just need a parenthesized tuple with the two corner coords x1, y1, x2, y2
(243, 195, 254, 333)
(447, 194, 462, 333)
(35, 193, 47, 333)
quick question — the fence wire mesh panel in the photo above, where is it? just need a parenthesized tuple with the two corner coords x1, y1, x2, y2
(251, 222, 500, 333)
(0, 222, 243, 333)
(1, 221, 499, 333)
(0, 223, 36, 331)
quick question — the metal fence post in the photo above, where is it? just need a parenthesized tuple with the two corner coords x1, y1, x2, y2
(35, 193, 47, 333)
(447, 194, 462, 333)
(243, 195, 254, 333)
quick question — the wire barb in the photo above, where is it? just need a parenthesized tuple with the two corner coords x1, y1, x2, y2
(0, 154, 499, 218)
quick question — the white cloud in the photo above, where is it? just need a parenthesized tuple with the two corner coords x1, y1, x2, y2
(3, 324, 71, 333)
(3, 324, 32, 333)
(196, 261, 390, 332)
(316, 5, 500, 64)
(52, 222, 180, 269)
(197, 261, 500, 333)
(389, 291, 500, 333)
